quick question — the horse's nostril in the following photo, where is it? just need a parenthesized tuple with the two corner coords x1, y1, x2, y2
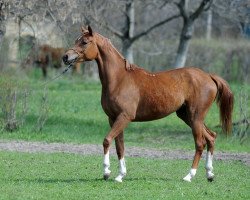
(62, 55, 68, 62)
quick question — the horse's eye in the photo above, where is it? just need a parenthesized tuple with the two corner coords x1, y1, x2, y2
(82, 41, 87, 45)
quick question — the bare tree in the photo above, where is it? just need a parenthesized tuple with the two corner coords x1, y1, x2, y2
(174, 0, 213, 68)
(89, 0, 180, 63)
(4, 0, 250, 74)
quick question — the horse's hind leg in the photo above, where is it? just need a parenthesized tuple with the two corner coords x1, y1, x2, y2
(177, 104, 217, 182)
(204, 125, 217, 181)
(183, 120, 207, 182)
(176, 106, 207, 182)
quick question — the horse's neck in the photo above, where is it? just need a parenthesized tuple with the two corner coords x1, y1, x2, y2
(95, 34, 126, 91)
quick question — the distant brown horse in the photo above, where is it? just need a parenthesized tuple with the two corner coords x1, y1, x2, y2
(35, 44, 81, 77)
(63, 26, 233, 183)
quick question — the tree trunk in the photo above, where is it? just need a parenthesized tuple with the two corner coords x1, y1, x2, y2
(100, 0, 179, 64)
(174, 0, 213, 68)
(0, 2, 6, 47)
(122, 41, 133, 63)
(174, 20, 194, 68)
(0, 28, 4, 47)
(122, 0, 135, 63)
(206, 8, 212, 40)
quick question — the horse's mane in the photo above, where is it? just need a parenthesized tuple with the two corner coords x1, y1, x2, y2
(95, 33, 156, 75)
(95, 33, 136, 71)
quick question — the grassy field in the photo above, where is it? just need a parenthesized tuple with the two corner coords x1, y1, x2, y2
(0, 69, 249, 152)
(0, 69, 249, 200)
(0, 151, 249, 200)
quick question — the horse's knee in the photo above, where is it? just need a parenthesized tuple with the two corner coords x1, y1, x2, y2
(103, 137, 112, 149)
(195, 140, 205, 152)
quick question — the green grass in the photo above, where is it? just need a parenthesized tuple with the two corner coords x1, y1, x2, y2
(0, 72, 249, 152)
(0, 69, 249, 200)
(0, 151, 249, 200)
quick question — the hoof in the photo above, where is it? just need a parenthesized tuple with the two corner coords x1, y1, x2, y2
(115, 177, 123, 183)
(183, 177, 192, 182)
(103, 173, 110, 180)
(115, 174, 125, 183)
(206, 171, 214, 182)
(183, 174, 192, 182)
(207, 177, 214, 182)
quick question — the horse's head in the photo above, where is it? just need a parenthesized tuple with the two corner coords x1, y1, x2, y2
(62, 26, 98, 65)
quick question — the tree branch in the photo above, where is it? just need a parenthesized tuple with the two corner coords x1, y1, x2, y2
(104, 23, 124, 38)
(190, 0, 213, 20)
(131, 14, 180, 43)
(175, 0, 188, 20)
(88, 15, 124, 38)
(204, 0, 213, 11)
(22, 18, 36, 38)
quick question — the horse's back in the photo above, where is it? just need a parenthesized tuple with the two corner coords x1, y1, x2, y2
(132, 66, 215, 95)
(130, 67, 217, 121)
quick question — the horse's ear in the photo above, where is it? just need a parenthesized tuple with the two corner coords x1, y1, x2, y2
(87, 25, 93, 36)
(81, 26, 87, 33)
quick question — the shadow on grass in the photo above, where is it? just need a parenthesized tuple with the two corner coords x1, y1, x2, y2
(10, 176, 174, 184)
(122, 177, 174, 182)
(11, 178, 104, 184)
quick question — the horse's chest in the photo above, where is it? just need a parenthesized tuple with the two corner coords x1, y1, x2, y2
(101, 94, 121, 118)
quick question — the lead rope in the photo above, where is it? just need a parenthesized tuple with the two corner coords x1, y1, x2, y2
(41, 64, 73, 87)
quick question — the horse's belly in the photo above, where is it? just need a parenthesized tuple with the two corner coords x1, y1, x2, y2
(134, 96, 183, 121)
(134, 111, 172, 122)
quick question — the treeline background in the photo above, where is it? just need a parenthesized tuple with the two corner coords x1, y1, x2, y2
(0, 0, 249, 82)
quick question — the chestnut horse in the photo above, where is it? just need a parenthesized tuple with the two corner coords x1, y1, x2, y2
(63, 26, 233, 183)
(35, 44, 81, 77)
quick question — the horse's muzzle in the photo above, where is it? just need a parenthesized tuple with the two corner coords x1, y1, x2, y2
(62, 55, 68, 64)
(62, 50, 79, 65)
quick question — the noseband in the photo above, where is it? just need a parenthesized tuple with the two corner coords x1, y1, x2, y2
(69, 37, 133, 71)
(69, 48, 81, 57)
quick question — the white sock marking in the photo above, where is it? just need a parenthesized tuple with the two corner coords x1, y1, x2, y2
(183, 168, 197, 182)
(115, 158, 126, 183)
(103, 151, 111, 175)
(205, 151, 214, 179)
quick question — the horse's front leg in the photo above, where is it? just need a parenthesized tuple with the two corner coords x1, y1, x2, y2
(114, 132, 126, 182)
(103, 114, 130, 181)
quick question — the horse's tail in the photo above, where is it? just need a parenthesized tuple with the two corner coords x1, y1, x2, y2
(210, 74, 234, 135)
